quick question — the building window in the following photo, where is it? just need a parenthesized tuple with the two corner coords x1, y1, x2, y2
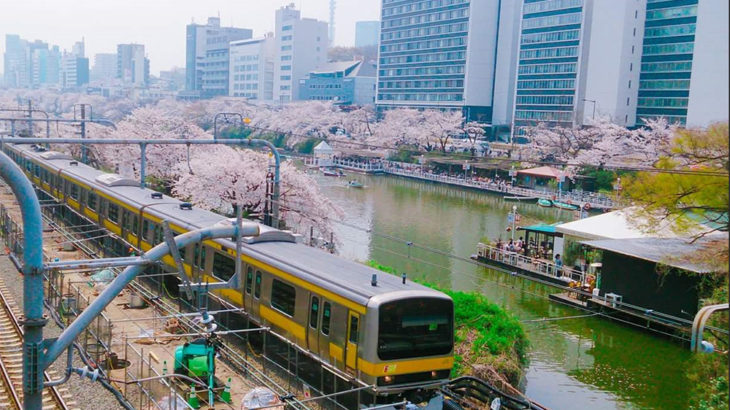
(280, 75, 291, 80)
(628, 80, 631, 89)
(281, 45, 292, 51)
(626, 97, 630, 106)
(281, 55, 291, 61)
(282, 25, 292, 31)
(271, 279, 296, 317)
(281, 65, 291, 71)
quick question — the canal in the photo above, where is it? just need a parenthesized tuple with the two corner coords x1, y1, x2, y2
(315, 173, 693, 410)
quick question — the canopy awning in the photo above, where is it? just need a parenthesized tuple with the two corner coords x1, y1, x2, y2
(556, 207, 717, 240)
(519, 223, 563, 234)
(516, 166, 563, 179)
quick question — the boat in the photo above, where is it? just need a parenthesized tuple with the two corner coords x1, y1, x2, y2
(553, 201, 579, 211)
(537, 199, 553, 207)
(321, 168, 344, 177)
(504, 196, 537, 202)
(347, 180, 364, 188)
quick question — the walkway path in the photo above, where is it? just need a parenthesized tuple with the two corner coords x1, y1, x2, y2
(382, 163, 616, 210)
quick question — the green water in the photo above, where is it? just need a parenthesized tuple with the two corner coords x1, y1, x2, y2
(317, 173, 693, 410)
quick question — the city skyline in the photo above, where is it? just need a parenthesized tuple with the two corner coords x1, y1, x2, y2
(0, 0, 380, 76)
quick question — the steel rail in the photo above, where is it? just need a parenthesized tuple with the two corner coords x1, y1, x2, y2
(0, 281, 70, 409)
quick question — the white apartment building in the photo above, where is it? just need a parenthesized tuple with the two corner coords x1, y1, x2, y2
(229, 36, 276, 100)
(273, 4, 328, 103)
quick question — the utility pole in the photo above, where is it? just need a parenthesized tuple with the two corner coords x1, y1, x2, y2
(26, 100, 33, 137)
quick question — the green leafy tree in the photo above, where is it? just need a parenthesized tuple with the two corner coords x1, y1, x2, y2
(623, 122, 729, 238)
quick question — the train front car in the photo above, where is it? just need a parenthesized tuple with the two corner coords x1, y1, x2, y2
(362, 291, 454, 404)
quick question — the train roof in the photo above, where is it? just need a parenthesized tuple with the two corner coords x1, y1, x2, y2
(12, 144, 444, 305)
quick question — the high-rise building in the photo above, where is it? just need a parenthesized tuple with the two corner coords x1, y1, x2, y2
(185, 17, 252, 97)
(512, 0, 644, 133)
(273, 4, 328, 103)
(355, 21, 380, 48)
(117, 43, 149, 87)
(376, 0, 500, 121)
(229, 35, 276, 100)
(60, 55, 89, 89)
(4, 34, 30, 88)
(92, 53, 118, 82)
(637, 0, 728, 127)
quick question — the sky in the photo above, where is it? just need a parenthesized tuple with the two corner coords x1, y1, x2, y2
(0, 0, 381, 76)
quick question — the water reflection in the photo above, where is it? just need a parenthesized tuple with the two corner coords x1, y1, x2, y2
(316, 173, 690, 410)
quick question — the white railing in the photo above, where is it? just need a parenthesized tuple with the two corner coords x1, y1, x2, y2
(476, 242, 585, 283)
(382, 162, 616, 209)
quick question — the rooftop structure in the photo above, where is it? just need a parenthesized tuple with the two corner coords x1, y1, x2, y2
(298, 60, 376, 105)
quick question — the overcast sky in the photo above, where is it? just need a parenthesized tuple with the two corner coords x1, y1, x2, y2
(0, 0, 381, 75)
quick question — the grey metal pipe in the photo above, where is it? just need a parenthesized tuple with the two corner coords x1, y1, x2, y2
(0, 150, 45, 409)
(0, 117, 117, 130)
(42, 221, 260, 368)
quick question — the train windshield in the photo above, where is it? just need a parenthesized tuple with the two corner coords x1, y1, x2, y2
(378, 297, 453, 360)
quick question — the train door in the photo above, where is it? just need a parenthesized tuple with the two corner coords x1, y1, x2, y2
(345, 311, 360, 372)
(307, 295, 320, 353)
(318, 301, 332, 364)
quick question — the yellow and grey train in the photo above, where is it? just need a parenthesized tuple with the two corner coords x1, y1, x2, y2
(4, 143, 454, 404)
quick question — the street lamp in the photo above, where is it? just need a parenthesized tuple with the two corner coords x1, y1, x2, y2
(582, 99, 596, 120)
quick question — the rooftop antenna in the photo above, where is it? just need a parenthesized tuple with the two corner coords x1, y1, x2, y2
(329, 0, 335, 46)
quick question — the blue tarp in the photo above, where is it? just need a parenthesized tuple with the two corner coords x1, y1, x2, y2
(519, 223, 562, 234)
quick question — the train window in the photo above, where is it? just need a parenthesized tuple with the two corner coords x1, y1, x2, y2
(34, 165, 40, 177)
(25, 161, 31, 171)
(245, 267, 253, 294)
(87, 193, 97, 210)
(154, 224, 164, 243)
(212, 252, 235, 281)
(271, 279, 296, 317)
(309, 297, 319, 329)
(321, 302, 331, 335)
(132, 215, 139, 234)
(122, 211, 132, 230)
(349, 316, 359, 343)
(69, 184, 79, 200)
(142, 219, 150, 240)
(108, 204, 119, 224)
(254, 271, 262, 299)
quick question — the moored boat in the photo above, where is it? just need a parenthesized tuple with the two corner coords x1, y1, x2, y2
(537, 198, 553, 207)
(348, 180, 364, 188)
(553, 200, 579, 211)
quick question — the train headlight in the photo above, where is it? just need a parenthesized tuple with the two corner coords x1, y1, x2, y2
(431, 371, 438, 378)
(383, 375, 394, 384)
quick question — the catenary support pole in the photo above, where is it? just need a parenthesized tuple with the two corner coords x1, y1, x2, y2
(0, 151, 45, 410)
(42, 222, 259, 368)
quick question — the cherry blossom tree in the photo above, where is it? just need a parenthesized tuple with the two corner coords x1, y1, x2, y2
(523, 117, 675, 167)
(70, 106, 211, 190)
(173, 146, 344, 240)
(421, 109, 464, 152)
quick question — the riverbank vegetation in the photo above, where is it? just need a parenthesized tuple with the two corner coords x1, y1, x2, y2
(366, 261, 529, 388)
(623, 123, 729, 410)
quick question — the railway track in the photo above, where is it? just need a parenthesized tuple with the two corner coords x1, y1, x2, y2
(0, 279, 77, 409)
